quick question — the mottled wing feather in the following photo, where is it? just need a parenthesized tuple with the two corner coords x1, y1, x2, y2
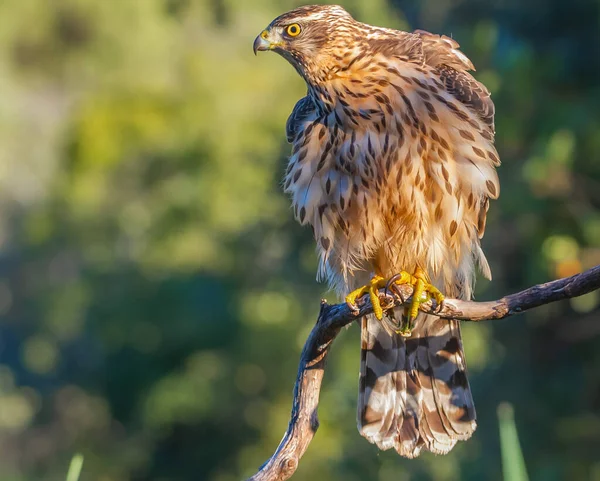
(436, 63, 498, 241)
(413, 30, 495, 135)
(414, 29, 474, 71)
(286, 95, 316, 143)
(477, 196, 490, 239)
(437, 64, 496, 135)
(369, 32, 423, 62)
(413, 31, 499, 243)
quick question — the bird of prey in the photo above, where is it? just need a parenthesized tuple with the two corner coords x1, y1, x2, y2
(254, 5, 499, 458)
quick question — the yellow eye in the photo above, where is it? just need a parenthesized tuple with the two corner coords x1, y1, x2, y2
(286, 23, 301, 37)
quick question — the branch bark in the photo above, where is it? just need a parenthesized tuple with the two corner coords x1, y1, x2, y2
(246, 265, 600, 481)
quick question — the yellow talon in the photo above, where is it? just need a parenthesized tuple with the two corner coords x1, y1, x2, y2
(345, 268, 445, 334)
(346, 275, 387, 320)
(397, 267, 445, 335)
(409, 275, 426, 321)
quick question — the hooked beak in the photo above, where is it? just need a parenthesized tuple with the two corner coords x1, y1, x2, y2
(253, 29, 274, 55)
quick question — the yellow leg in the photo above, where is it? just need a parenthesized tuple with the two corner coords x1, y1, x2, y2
(398, 267, 445, 335)
(346, 268, 445, 335)
(346, 275, 388, 320)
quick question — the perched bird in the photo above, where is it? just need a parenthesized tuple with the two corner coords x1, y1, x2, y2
(254, 5, 499, 458)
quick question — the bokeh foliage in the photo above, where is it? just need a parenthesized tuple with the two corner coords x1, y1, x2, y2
(0, 0, 598, 480)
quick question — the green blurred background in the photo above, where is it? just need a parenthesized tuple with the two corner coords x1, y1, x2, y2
(0, 0, 598, 480)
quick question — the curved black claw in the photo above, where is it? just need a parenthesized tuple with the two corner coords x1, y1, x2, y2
(385, 274, 406, 303)
(384, 273, 401, 297)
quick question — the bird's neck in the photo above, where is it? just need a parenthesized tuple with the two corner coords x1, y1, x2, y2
(306, 50, 387, 117)
(305, 50, 373, 114)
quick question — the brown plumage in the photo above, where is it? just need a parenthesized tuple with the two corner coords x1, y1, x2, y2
(254, 5, 500, 458)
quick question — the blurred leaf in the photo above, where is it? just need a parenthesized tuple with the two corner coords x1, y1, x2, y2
(498, 403, 529, 481)
(66, 454, 84, 481)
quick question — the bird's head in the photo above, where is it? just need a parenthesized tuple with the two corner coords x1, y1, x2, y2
(253, 5, 358, 84)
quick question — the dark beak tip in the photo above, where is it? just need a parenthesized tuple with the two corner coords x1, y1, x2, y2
(253, 32, 270, 55)
(253, 36, 261, 56)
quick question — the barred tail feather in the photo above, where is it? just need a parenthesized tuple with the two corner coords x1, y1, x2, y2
(358, 312, 476, 458)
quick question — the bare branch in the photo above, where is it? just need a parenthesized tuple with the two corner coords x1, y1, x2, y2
(246, 265, 600, 481)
